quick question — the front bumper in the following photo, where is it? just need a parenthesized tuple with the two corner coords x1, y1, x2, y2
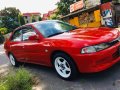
(72, 42, 120, 73)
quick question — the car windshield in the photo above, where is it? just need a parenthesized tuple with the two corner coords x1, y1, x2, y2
(34, 21, 77, 37)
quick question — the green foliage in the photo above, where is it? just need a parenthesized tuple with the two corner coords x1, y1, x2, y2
(101, 0, 112, 3)
(32, 15, 36, 22)
(0, 17, 3, 28)
(39, 16, 42, 21)
(56, 0, 75, 16)
(0, 27, 8, 34)
(0, 68, 33, 90)
(0, 32, 5, 44)
(0, 7, 20, 32)
(18, 14, 25, 26)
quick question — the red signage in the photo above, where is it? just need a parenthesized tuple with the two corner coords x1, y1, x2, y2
(70, 0, 84, 13)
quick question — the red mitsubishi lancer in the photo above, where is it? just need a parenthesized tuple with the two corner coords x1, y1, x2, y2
(4, 20, 120, 80)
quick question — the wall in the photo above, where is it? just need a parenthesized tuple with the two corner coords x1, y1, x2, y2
(68, 9, 101, 27)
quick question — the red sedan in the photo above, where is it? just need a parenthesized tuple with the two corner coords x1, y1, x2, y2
(4, 20, 120, 80)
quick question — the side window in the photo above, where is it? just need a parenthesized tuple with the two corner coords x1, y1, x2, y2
(11, 30, 22, 42)
(22, 27, 36, 41)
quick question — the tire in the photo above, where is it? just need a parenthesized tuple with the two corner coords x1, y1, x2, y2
(9, 54, 20, 67)
(53, 52, 78, 80)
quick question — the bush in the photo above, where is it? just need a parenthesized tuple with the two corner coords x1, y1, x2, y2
(0, 68, 33, 90)
(0, 28, 8, 35)
(0, 32, 5, 44)
(18, 14, 25, 26)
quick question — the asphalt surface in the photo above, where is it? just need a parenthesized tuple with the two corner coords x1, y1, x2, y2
(0, 44, 120, 90)
(0, 44, 9, 65)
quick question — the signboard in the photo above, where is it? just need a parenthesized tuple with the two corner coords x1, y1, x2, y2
(101, 2, 114, 27)
(85, 0, 100, 9)
(70, 0, 84, 13)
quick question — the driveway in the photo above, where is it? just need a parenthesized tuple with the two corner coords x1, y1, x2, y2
(0, 44, 120, 90)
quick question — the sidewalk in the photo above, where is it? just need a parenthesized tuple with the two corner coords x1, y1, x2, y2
(0, 44, 5, 56)
(0, 64, 9, 78)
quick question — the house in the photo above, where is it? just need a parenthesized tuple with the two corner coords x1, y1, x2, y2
(42, 9, 57, 20)
(22, 12, 41, 24)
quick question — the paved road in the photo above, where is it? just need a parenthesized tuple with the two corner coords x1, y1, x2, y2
(0, 44, 9, 65)
(0, 44, 120, 90)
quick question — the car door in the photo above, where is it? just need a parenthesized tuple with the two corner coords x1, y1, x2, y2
(10, 29, 25, 61)
(21, 26, 45, 64)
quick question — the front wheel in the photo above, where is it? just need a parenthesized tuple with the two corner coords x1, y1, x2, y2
(53, 53, 78, 80)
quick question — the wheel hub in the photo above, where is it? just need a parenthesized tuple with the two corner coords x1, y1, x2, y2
(60, 64, 65, 70)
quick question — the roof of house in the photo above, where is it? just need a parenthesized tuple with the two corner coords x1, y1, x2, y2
(23, 12, 41, 16)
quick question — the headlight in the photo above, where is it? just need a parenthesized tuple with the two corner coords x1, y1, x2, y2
(81, 43, 110, 54)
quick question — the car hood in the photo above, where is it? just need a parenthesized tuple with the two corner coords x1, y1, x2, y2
(48, 27, 119, 46)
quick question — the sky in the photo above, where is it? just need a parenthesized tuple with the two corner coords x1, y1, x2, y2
(0, 0, 60, 14)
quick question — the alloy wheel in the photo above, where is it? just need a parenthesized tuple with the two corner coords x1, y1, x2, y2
(54, 57, 71, 78)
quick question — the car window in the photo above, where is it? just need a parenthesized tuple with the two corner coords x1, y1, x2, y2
(34, 21, 77, 37)
(11, 30, 22, 42)
(22, 27, 36, 41)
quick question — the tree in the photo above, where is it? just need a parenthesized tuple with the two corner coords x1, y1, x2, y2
(18, 14, 25, 26)
(0, 7, 20, 32)
(38, 16, 42, 21)
(56, 0, 76, 16)
(0, 27, 8, 34)
(32, 15, 36, 22)
(0, 32, 5, 44)
(0, 17, 3, 28)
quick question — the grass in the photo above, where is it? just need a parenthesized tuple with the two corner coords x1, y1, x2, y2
(0, 67, 33, 90)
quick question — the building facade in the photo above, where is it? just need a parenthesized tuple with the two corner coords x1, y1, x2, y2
(61, 0, 120, 28)
(23, 12, 41, 24)
(42, 9, 57, 20)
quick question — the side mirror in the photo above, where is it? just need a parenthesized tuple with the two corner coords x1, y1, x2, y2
(28, 35, 40, 41)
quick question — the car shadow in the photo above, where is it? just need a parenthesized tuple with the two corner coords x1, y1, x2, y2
(78, 62, 120, 80)
(18, 61, 120, 90)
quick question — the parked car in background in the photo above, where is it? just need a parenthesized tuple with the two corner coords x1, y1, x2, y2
(4, 20, 120, 80)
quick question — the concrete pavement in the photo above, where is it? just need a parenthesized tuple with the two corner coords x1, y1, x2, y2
(0, 44, 4, 55)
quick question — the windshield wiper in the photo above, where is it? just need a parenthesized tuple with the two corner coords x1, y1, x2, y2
(47, 32, 64, 37)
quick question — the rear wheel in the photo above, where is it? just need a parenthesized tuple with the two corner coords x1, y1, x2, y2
(9, 54, 19, 67)
(53, 52, 78, 80)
